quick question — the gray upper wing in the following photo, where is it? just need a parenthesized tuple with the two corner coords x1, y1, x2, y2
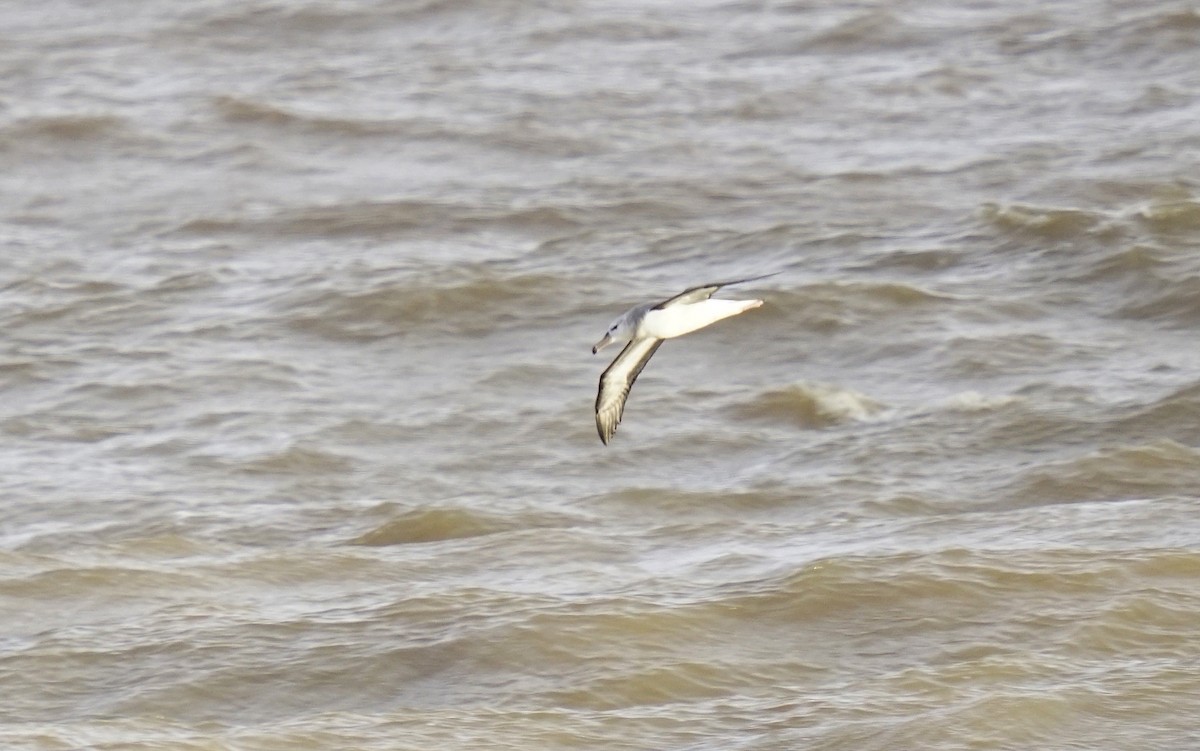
(652, 272, 779, 309)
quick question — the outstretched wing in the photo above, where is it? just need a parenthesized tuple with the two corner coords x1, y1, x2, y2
(652, 272, 779, 309)
(595, 337, 664, 445)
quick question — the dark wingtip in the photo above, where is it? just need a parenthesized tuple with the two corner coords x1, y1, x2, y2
(597, 421, 613, 445)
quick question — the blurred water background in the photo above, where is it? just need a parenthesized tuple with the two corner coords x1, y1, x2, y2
(3, 1, 1200, 748)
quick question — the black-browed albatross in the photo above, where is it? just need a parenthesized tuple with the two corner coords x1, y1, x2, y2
(591, 274, 775, 445)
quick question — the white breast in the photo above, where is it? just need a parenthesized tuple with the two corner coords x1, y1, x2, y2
(639, 298, 762, 340)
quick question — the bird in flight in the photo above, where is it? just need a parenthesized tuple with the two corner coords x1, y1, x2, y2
(591, 273, 775, 445)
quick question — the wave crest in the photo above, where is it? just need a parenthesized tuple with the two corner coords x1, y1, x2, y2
(733, 382, 884, 428)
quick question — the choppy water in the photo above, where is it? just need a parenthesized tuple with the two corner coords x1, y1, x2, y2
(3, 0, 1200, 748)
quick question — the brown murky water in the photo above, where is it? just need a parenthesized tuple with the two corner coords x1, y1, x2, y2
(3, 1, 1200, 748)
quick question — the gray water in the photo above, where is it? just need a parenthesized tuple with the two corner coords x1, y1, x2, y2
(3, 1, 1200, 748)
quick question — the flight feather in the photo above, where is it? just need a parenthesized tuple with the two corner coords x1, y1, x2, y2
(595, 337, 663, 445)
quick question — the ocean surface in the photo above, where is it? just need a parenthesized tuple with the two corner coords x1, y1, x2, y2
(3, 1, 1200, 748)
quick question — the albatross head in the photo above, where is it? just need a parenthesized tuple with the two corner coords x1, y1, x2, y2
(592, 310, 637, 354)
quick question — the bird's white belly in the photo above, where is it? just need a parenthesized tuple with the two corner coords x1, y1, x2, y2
(639, 299, 762, 339)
